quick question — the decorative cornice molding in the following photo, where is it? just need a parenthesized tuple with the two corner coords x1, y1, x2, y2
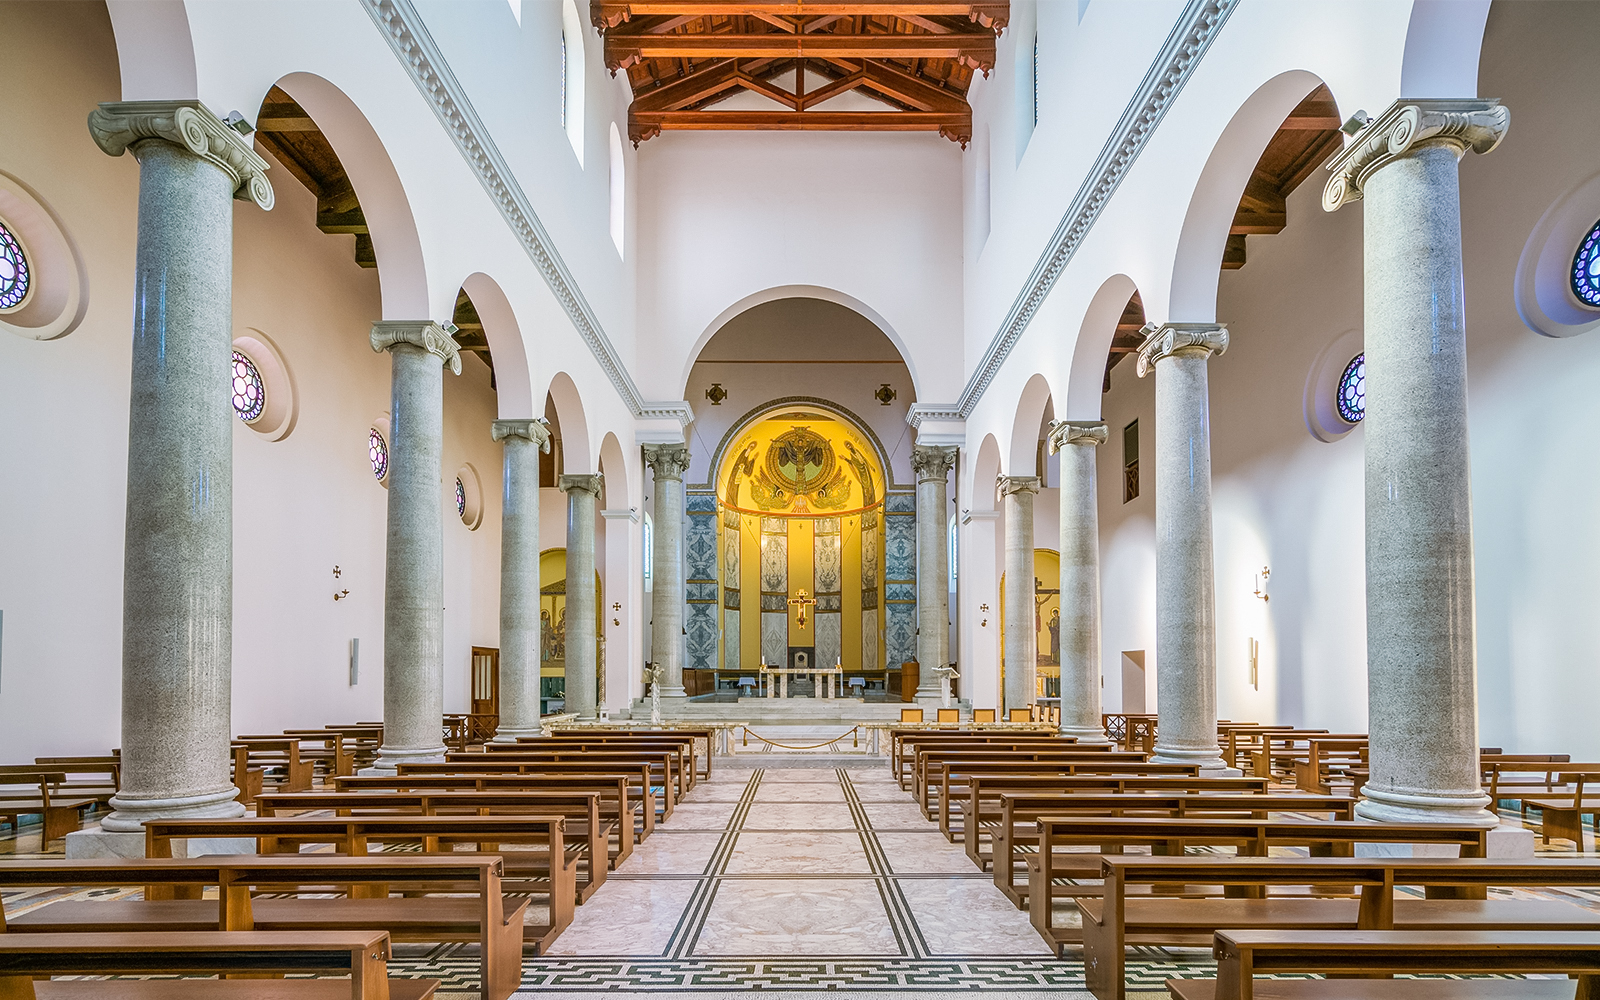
(1323, 99, 1509, 212)
(1135, 323, 1228, 377)
(643, 443, 692, 482)
(559, 473, 605, 497)
(1048, 419, 1109, 450)
(920, 0, 1237, 422)
(492, 417, 552, 451)
(89, 101, 274, 210)
(905, 403, 964, 428)
(362, 0, 685, 421)
(371, 319, 462, 374)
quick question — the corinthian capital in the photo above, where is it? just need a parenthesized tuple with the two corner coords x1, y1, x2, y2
(559, 473, 604, 498)
(1323, 99, 1509, 212)
(644, 444, 692, 482)
(88, 101, 274, 210)
(370, 321, 462, 375)
(1135, 323, 1229, 378)
(1048, 420, 1109, 452)
(492, 418, 552, 453)
(997, 475, 1039, 497)
(911, 444, 959, 483)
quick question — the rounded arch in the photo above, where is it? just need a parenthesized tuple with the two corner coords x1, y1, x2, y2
(1063, 274, 1140, 420)
(702, 396, 895, 495)
(1402, 0, 1492, 99)
(597, 431, 629, 508)
(1168, 70, 1329, 323)
(271, 72, 428, 320)
(105, 1, 198, 102)
(968, 433, 1003, 513)
(544, 371, 593, 474)
(1008, 373, 1055, 477)
(681, 284, 921, 398)
(458, 272, 533, 419)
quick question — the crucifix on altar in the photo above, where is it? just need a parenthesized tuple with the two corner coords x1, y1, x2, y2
(788, 588, 816, 628)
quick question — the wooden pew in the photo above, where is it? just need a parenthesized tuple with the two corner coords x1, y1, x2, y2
(979, 791, 1353, 904)
(912, 742, 1123, 802)
(930, 758, 1199, 835)
(891, 733, 1076, 789)
(404, 759, 672, 822)
(1249, 733, 1366, 781)
(0, 769, 96, 842)
(1080, 856, 1600, 1000)
(230, 739, 315, 804)
(1177, 929, 1600, 1000)
(1217, 726, 1301, 773)
(536, 729, 716, 781)
(1483, 754, 1573, 816)
(1, 855, 520, 1000)
(262, 732, 359, 779)
(479, 743, 692, 799)
(0, 930, 435, 1000)
(32, 755, 120, 806)
(336, 771, 649, 853)
(1523, 766, 1600, 849)
(255, 789, 612, 902)
(143, 815, 576, 951)
(1290, 738, 1367, 794)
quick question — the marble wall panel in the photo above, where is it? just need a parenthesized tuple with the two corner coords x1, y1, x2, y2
(722, 508, 742, 671)
(760, 517, 787, 666)
(884, 492, 916, 667)
(686, 492, 719, 670)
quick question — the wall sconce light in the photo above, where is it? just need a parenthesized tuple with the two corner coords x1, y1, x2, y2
(874, 384, 897, 405)
(333, 589, 350, 601)
(981, 619, 989, 628)
(612, 617, 620, 626)
(1254, 566, 1270, 603)
(1248, 636, 1259, 690)
(705, 383, 727, 405)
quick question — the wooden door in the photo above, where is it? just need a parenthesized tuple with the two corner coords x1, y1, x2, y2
(471, 646, 499, 717)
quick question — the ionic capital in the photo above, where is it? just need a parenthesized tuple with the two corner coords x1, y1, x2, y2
(911, 444, 959, 483)
(1136, 323, 1228, 378)
(559, 473, 604, 498)
(1048, 420, 1109, 452)
(997, 475, 1040, 498)
(643, 444, 692, 483)
(88, 101, 274, 210)
(1323, 99, 1509, 212)
(371, 320, 462, 375)
(492, 418, 552, 453)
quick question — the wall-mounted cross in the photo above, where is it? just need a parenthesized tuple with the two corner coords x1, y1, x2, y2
(788, 588, 816, 628)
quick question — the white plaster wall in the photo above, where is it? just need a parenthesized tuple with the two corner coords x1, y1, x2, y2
(0, 1, 504, 758)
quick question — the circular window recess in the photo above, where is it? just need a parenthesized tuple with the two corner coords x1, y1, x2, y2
(456, 463, 484, 529)
(1303, 327, 1364, 443)
(370, 417, 392, 489)
(0, 170, 89, 340)
(231, 330, 296, 440)
(1515, 169, 1600, 338)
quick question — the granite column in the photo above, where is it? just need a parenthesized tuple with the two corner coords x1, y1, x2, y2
(561, 474, 604, 720)
(1138, 324, 1232, 773)
(492, 419, 551, 742)
(369, 322, 460, 772)
(86, 102, 273, 834)
(1323, 100, 1509, 825)
(999, 476, 1039, 714)
(911, 445, 958, 704)
(645, 445, 691, 703)
(1050, 420, 1112, 743)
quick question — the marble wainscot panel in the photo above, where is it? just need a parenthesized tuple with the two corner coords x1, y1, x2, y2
(883, 492, 917, 667)
(685, 493, 719, 672)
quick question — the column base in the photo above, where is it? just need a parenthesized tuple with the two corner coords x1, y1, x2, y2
(1355, 785, 1497, 827)
(1151, 744, 1241, 776)
(491, 726, 542, 743)
(362, 744, 447, 775)
(1059, 725, 1112, 745)
(98, 784, 244, 833)
(656, 685, 687, 701)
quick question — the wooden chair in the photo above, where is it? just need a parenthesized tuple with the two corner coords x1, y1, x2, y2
(936, 708, 959, 723)
(1523, 766, 1600, 848)
(972, 708, 996, 723)
(900, 708, 924, 723)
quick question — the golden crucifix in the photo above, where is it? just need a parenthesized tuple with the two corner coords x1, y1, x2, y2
(788, 588, 816, 629)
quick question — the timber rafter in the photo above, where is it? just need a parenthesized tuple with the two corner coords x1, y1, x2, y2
(597, 2, 1004, 145)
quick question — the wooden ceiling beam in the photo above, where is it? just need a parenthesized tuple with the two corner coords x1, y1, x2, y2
(859, 59, 965, 112)
(734, 70, 802, 109)
(796, 70, 866, 109)
(630, 107, 970, 143)
(256, 103, 318, 131)
(632, 59, 742, 111)
(594, 1, 1008, 31)
(605, 32, 996, 73)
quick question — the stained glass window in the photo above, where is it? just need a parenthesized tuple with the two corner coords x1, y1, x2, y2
(369, 428, 388, 481)
(0, 220, 30, 311)
(455, 477, 467, 518)
(230, 351, 265, 422)
(1573, 219, 1600, 308)
(1337, 353, 1366, 424)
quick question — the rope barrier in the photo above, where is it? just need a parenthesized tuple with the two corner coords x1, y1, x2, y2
(739, 725, 861, 751)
